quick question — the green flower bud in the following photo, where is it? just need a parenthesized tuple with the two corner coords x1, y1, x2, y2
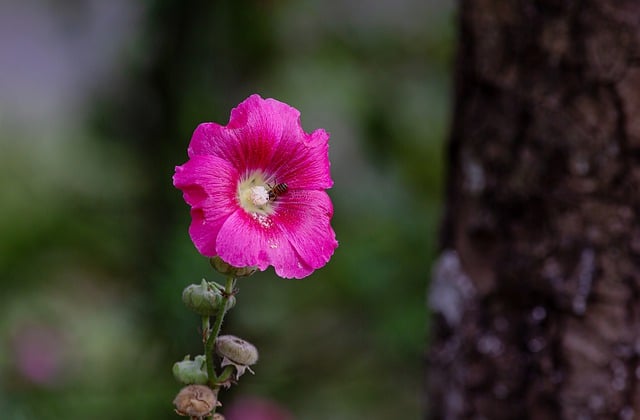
(172, 354, 208, 385)
(173, 384, 218, 418)
(210, 256, 258, 278)
(182, 279, 235, 315)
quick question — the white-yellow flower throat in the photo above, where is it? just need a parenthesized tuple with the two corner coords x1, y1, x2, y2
(237, 171, 287, 214)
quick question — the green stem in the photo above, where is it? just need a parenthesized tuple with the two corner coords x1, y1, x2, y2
(205, 275, 236, 388)
(201, 314, 214, 390)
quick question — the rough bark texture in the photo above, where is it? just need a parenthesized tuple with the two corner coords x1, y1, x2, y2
(428, 1, 640, 419)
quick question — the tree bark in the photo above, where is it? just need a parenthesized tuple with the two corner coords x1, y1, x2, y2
(428, 1, 640, 419)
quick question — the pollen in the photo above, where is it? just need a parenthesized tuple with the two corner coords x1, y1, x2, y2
(250, 186, 269, 206)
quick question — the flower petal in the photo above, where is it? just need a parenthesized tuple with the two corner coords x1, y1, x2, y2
(187, 122, 239, 162)
(188, 95, 331, 190)
(173, 155, 239, 256)
(188, 204, 225, 256)
(235, 95, 332, 190)
(188, 95, 289, 172)
(215, 209, 315, 279)
(268, 127, 332, 190)
(273, 190, 337, 271)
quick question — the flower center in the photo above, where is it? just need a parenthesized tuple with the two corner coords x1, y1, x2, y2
(249, 186, 269, 206)
(237, 172, 274, 215)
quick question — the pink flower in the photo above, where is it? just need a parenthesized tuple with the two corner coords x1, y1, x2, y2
(225, 396, 293, 420)
(173, 94, 337, 279)
(11, 324, 66, 386)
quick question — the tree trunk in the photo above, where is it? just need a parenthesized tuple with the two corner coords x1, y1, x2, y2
(428, 1, 640, 419)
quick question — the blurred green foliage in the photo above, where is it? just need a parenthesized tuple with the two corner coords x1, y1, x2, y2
(0, 0, 454, 418)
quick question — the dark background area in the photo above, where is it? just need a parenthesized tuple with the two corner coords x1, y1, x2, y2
(0, 1, 454, 418)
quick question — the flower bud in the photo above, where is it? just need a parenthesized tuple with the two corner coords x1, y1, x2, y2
(210, 256, 258, 278)
(173, 384, 219, 418)
(216, 335, 259, 365)
(215, 335, 258, 378)
(172, 354, 208, 385)
(182, 279, 235, 316)
(213, 414, 225, 420)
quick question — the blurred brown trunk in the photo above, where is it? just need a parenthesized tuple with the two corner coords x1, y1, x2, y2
(428, 1, 640, 419)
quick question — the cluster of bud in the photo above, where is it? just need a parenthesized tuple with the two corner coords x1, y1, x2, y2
(173, 257, 260, 418)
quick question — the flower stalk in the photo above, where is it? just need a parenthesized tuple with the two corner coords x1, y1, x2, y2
(174, 273, 245, 418)
(205, 275, 236, 387)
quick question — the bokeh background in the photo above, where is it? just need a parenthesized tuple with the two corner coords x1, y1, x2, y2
(0, 1, 454, 419)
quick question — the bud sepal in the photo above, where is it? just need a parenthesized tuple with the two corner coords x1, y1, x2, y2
(210, 256, 257, 278)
